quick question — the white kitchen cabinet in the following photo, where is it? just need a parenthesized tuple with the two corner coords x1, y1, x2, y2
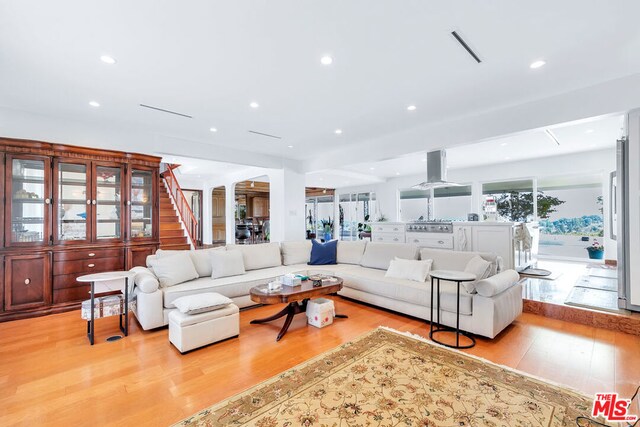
(471, 225, 514, 269)
(406, 234, 453, 249)
(370, 222, 406, 244)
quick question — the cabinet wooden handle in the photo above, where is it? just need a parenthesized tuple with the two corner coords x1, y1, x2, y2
(88, 253, 95, 257)
(88, 263, 95, 268)
(24, 278, 31, 285)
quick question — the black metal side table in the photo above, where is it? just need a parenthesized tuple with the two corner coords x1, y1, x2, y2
(429, 269, 477, 349)
(77, 271, 134, 345)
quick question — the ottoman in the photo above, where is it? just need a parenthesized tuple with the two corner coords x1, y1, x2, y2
(168, 303, 240, 353)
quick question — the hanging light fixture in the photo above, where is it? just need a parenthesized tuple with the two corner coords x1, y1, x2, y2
(250, 181, 255, 188)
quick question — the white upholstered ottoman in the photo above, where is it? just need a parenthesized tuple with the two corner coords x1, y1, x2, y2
(168, 299, 240, 353)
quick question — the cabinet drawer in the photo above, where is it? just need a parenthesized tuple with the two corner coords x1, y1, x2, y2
(371, 224, 404, 233)
(53, 256, 124, 276)
(406, 234, 454, 249)
(53, 248, 123, 262)
(372, 232, 405, 243)
(53, 286, 90, 304)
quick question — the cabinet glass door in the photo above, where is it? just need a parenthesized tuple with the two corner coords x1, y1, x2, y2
(94, 165, 122, 240)
(130, 169, 154, 238)
(56, 162, 89, 242)
(10, 157, 48, 244)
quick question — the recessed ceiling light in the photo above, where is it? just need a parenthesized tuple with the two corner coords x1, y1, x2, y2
(287, 145, 293, 148)
(585, 129, 595, 134)
(209, 127, 217, 132)
(89, 101, 100, 107)
(320, 55, 333, 65)
(407, 105, 417, 111)
(505, 156, 511, 160)
(322, 188, 327, 194)
(100, 55, 116, 65)
(369, 167, 375, 170)
(335, 129, 343, 135)
(530, 60, 546, 69)
(250, 102, 259, 109)
(396, 172, 400, 176)
(319, 177, 324, 181)
(500, 142, 508, 147)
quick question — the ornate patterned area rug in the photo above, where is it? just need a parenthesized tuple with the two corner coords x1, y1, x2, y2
(175, 327, 601, 426)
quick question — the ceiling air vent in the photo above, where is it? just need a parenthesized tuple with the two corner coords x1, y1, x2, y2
(451, 31, 482, 64)
(139, 104, 193, 119)
(248, 130, 282, 140)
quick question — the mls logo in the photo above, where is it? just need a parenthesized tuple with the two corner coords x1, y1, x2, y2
(591, 393, 639, 423)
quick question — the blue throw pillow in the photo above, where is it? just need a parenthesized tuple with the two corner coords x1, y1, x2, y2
(308, 239, 338, 265)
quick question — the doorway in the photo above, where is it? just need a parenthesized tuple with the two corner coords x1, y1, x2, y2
(211, 186, 225, 244)
(234, 177, 270, 244)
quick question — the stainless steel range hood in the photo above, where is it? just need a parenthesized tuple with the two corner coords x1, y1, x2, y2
(412, 150, 461, 190)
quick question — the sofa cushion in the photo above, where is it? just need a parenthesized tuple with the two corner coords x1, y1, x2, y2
(153, 252, 199, 287)
(155, 247, 225, 277)
(475, 270, 520, 297)
(336, 240, 367, 265)
(309, 239, 337, 265)
(210, 250, 246, 279)
(360, 242, 418, 270)
(173, 292, 234, 315)
(385, 257, 432, 282)
(281, 241, 312, 265)
(419, 248, 498, 276)
(227, 243, 282, 271)
(341, 265, 472, 315)
(163, 265, 297, 308)
(463, 256, 492, 293)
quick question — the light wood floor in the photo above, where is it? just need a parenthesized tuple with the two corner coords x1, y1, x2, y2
(1, 297, 638, 426)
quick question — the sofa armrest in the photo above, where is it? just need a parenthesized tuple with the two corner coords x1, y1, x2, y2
(475, 269, 519, 297)
(130, 266, 160, 294)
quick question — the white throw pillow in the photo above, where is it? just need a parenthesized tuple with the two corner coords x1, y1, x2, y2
(385, 257, 433, 282)
(281, 241, 312, 265)
(152, 252, 199, 287)
(172, 292, 234, 315)
(210, 250, 246, 279)
(463, 255, 492, 293)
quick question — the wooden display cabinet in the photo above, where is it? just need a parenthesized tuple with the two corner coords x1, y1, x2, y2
(0, 137, 161, 321)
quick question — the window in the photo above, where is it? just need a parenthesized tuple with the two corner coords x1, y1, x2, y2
(433, 185, 472, 221)
(339, 192, 376, 240)
(399, 189, 430, 222)
(482, 179, 534, 222)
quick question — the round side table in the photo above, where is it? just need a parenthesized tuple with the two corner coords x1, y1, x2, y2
(77, 271, 135, 345)
(429, 269, 477, 349)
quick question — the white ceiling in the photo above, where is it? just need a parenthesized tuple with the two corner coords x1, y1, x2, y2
(304, 114, 623, 187)
(1, 1, 640, 170)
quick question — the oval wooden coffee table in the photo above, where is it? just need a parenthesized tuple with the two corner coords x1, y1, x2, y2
(249, 276, 347, 341)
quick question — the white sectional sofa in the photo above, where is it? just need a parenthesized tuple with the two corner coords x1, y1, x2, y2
(131, 240, 523, 338)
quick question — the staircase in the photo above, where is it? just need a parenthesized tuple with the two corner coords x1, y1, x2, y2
(159, 179, 191, 250)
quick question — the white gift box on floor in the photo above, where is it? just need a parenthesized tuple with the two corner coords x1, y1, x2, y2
(306, 298, 335, 328)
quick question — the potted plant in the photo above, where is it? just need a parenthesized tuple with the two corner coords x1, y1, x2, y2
(319, 217, 333, 241)
(586, 240, 605, 260)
